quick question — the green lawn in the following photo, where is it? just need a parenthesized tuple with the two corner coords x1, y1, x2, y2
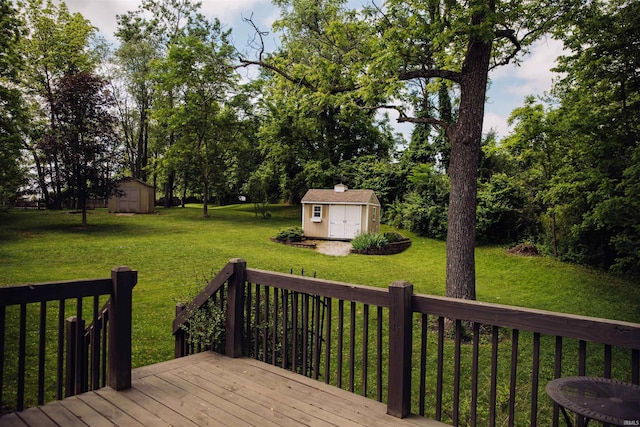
(1, 204, 638, 369)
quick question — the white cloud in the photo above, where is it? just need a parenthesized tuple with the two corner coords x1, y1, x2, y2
(201, 0, 273, 24)
(491, 37, 566, 97)
(55, 0, 274, 42)
(483, 111, 511, 137)
(484, 37, 566, 139)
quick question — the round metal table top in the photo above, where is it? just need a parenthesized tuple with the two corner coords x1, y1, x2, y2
(546, 377, 640, 426)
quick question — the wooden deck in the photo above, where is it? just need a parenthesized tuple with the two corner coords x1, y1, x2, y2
(0, 352, 449, 426)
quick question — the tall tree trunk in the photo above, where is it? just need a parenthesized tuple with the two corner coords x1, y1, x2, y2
(445, 28, 492, 301)
(202, 180, 209, 217)
(26, 146, 50, 207)
(164, 169, 175, 208)
(54, 156, 63, 209)
(142, 119, 149, 181)
(550, 210, 558, 257)
(136, 107, 147, 180)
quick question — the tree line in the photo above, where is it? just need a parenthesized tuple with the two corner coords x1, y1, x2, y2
(1, 0, 637, 299)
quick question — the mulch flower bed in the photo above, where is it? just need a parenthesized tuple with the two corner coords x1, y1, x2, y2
(350, 238, 411, 255)
(270, 238, 317, 249)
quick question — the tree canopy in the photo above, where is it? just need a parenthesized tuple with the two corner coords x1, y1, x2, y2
(2, 0, 638, 282)
(0, 0, 27, 205)
(240, 0, 582, 299)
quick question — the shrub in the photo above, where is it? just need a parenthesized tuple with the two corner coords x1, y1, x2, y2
(275, 226, 303, 242)
(180, 299, 225, 349)
(383, 231, 405, 243)
(351, 232, 389, 250)
(175, 274, 226, 349)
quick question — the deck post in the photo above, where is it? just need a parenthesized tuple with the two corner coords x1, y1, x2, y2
(387, 280, 413, 418)
(108, 266, 137, 390)
(225, 258, 247, 358)
(174, 303, 186, 358)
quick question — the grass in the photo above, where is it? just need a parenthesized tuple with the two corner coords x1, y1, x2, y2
(1, 203, 638, 371)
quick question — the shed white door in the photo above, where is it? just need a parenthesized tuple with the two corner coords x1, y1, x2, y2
(329, 205, 361, 239)
(118, 188, 140, 212)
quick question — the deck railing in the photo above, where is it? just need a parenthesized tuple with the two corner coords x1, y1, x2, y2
(0, 267, 137, 413)
(174, 258, 640, 426)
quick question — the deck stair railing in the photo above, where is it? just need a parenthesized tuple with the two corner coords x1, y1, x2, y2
(0, 267, 137, 414)
(174, 258, 640, 426)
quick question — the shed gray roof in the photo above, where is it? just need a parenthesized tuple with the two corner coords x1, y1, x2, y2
(301, 189, 380, 205)
(118, 177, 154, 189)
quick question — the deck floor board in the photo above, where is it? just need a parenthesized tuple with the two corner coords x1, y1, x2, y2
(1, 352, 450, 426)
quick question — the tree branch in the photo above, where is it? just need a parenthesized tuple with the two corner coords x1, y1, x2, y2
(490, 28, 522, 69)
(398, 68, 463, 84)
(236, 57, 319, 92)
(237, 56, 358, 94)
(362, 104, 453, 137)
(242, 14, 269, 62)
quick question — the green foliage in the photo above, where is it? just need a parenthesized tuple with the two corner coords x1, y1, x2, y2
(275, 226, 304, 242)
(351, 232, 389, 250)
(44, 71, 119, 225)
(174, 272, 226, 349)
(341, 155, 406, 208)
(243, 164, 280, 218)
(383, 231, 405, 243)
(495, 0, 640, 275)
(179, 299, 225, 349)
(150, 15, 238, 216)
(0, 0, 27, 205)
(16, 0, 100, 210)
(386, 164, 449, 239)
(476, 173, 528, 244)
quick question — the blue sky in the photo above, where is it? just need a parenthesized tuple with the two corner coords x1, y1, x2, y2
(57, 0, 564, 141)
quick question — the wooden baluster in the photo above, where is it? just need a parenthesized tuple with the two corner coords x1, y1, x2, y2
(282, 289, 288, 369)
(56, 299, 65, 400)
(17, 303, 26, 411)
(324, 298, 332, 384)
(552, 336, 563, 427)
(254, 285, 261, 360)
(603, 344, 612, 378)
(65, 316, 78, 397)
(302, 293, 309, 374)
(419, 313, 428, 416)
(262, 285, 269, 362)
(313, 295, 321, 380)
(508, 329, 519, 427)
(453, 319, 462, 426)
(90, 296, 100, 390)
(362, 303, 369, 396)
(632, 349, 639, 385)
(0, 305, 4, 410)
(490, 326, 499, 427)
(349, 301, 356, 393)
(337, 299, 344, 388)
(291, 291, 298, 371)
(272, 287, 279, 365)
(470, 322, 480, 426)
(38, 301, 46, 404)
(531, 332, 541, 427)
(245, 283, 252, 356)
(436, 316, 445, 421)
(377, 306, 383, 402)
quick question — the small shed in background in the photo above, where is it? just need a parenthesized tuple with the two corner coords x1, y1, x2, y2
(301, 184, 381, 240)
(108, 177, 155, 214)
